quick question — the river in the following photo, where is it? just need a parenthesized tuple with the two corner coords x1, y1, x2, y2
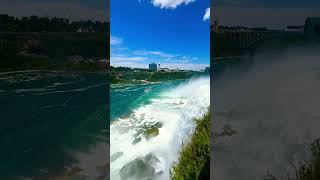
(0, 70, 108, 179)
(110, 77, 210, 180)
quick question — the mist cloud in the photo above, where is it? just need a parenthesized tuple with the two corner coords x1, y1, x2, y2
(211, 45, 320, 179)
(152, 0, 195, 9)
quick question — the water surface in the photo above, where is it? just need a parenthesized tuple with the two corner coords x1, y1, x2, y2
(0, 70, 108, 179)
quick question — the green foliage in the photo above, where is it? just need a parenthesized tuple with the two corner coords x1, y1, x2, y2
(148, 72, 194, 81)
(0, 14, 109, 32)
(265, 139, 320, 180)
(0, 33, 107, 72)
(294, 139, 320, 180)
(170, 111, 210, 180)
(110, 69, 207, 84)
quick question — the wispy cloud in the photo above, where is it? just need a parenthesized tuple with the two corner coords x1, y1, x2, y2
(133, 50, 177, 59)
(158, 63, 208, 70)
(110, 36, 123, 46)
(133, 50, 199, 64)
(203, 7, 210, 21)
(111, 56, 146, 62)
(152, 0, 196, 9)
(110, 36, 206, 70)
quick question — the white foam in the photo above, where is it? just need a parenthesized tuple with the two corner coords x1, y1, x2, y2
(110, 77, 210, 180)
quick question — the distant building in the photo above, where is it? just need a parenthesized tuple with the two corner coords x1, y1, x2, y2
(304, 17, 320, 40)
(149, 63, 158, 71)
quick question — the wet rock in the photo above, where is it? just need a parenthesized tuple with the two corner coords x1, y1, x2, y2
(132, 137, 142, 145)
(133, 129, 144, 138)
(111, 152, 124, 162)
(154, 122, 163, 128)
(134, 121, 163, 140)
(119, 153, 159, 180)
(143, 127, 159, 139)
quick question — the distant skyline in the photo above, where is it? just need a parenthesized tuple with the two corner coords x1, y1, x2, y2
(213, 0, 320, 30)
(111, 0, 210, 71)
(0, 0, 108, 22)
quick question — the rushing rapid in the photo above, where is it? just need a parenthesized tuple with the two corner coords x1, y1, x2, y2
(110, 77, 210, 180)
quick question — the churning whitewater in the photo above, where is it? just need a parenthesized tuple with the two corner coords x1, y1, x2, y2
(110, 77, 210, 180)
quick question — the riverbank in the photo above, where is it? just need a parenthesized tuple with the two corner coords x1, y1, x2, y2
(0, 32, 108, 72)
(170, 110, 210, 180)
(111, 70, 208, 84)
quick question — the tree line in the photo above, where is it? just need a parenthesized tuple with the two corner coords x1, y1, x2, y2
(0, 14, 109, 32)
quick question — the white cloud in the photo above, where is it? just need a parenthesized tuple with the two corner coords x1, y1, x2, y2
(133, 50, 177, 59)
(203, 7, 210, 21)
(110, 36, 123, 46)
(111, 62, 149, 68)
(111, 56, 146, 63)
(152, 0, 196, 9)
(160, 63, 209, 71)
(110, 40, 207, 70)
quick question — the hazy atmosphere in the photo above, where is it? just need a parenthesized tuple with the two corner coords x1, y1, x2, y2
(213, 0, 320, 29)
(212, 46, 320, 179)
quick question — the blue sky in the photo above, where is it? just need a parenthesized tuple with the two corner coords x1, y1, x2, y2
(110, 0, 210, 70)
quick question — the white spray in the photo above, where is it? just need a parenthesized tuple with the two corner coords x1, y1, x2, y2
(110, 77, 210, 180)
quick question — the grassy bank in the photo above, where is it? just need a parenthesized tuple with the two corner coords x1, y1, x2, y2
(265, 139, 320, 180)
(170, 111, 210, 180)
(294, 139, 320, 180)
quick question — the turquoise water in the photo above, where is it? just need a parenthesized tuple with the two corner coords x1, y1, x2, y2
(0, 70, 108, 179)
(110, 81, 184, 121)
